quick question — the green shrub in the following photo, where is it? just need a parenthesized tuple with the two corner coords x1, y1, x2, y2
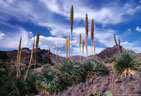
(36, 67, 66, 94)
(113, 52, 138, 77)
(81, 57, 109, 79)
(0, 71, 38, 96)
(59, 60, 84, 84)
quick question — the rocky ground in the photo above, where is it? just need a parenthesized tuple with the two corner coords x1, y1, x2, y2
(49, 63, 141, 96)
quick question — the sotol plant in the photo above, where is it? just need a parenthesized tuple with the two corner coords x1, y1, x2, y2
(36, 68, 66, 94)
(59, 60, 84, 84)
(81, 57, 109, 79)
(113, 52, 138, 77)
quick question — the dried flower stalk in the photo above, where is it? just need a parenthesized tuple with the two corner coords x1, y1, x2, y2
(70, 5, 73, 56)
(91, 19, 94, 55)
(114, 34, 118, 46)
(24, 38, 35, 81)
(79, 33, 81, 52)
(16, 36, 22, 78)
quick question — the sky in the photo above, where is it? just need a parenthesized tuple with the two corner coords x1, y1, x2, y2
(0, 0, 141, 56)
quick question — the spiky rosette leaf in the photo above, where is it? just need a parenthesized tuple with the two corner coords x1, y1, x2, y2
(59, 60, 84, 84)
(36, 68, 65, 94)
(81, 57, 109, 79)
(113, 52, 138, 77)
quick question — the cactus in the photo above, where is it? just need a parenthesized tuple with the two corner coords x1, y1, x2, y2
(113, 34, 118, 46)
(70, 5, 73, 56)
(105, 90, 113, 96)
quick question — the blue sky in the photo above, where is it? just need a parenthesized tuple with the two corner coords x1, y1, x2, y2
(0, 0, 141, 56)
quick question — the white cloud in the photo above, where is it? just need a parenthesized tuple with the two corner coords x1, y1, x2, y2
(0, 31, 6, 39)
(121, 41, 141, 53)
(136, 26, 141, 32)
(0, 27, 32, 49)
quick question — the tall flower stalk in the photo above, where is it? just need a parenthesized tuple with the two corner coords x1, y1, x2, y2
(24, 38, 35, 81)
(82, 39, 84, 54)
(85, 14, 88, 57)
(114, 34, 118, 46)
(16, 36, 22, 78)
(35, 32, 39, 67)
(118, 38, 121, 52)
(91, 19, 94, 55)
(94, 41, 95, 56)
(85, 36, 88, 57)
(79, 33, 81, 52)
(66, 37, 68, 58)
(68, 36, 70, 57)
(70, 5, 73, 56)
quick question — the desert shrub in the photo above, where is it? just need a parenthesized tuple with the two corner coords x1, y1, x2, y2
(113, 52, 138, 77)
(0, 71, 38, 96)
(81, 57, 109, 79)
(59, 60, 84, 84)
(36, 67, 66, 94)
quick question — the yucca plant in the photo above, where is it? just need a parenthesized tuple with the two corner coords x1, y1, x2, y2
(36, 68, 65, 94)
(113, 52, 138, 77)
(81, 57, 108, 79)
(113, 34, 118, 46)
(59, 60, 84, 84)
(70, 5, 73, 56)
(91, 19, 94, 55)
